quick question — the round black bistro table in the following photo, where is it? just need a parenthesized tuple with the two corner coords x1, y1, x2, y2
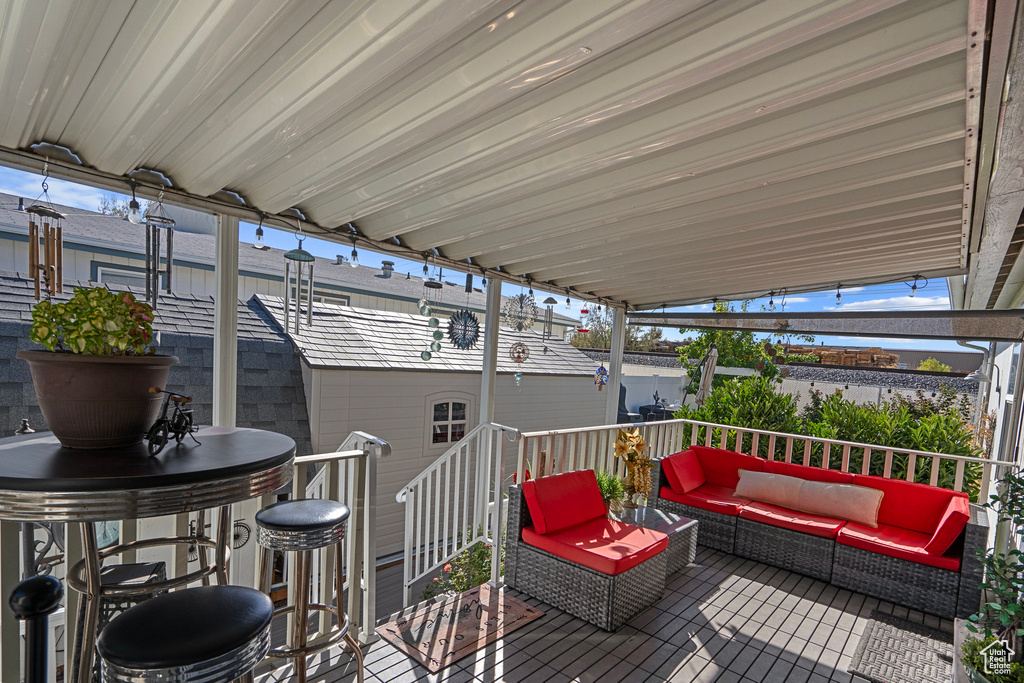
(0, 426, 295, 683)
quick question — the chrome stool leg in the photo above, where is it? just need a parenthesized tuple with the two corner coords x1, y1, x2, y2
(336, 543, 364, 683)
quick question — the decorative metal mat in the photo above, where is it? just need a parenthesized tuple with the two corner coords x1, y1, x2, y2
(376, 584, 544, 673)
(849, 610, 954, 683)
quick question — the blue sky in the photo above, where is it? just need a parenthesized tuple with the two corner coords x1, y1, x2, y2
(0, 166, 963, 354)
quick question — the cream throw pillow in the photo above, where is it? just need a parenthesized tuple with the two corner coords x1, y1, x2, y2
(736, 470, 883, 528)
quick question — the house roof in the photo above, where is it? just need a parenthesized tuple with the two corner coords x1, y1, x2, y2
(0, 270, 286, 342)
(0, 192, 578, 325)
(0, 1, 984, 310)
(255, 295, 597, 376)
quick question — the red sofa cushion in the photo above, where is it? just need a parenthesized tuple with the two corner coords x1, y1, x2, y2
(522, 470, 606, 535)
(924, 495, 971, 556)
(691, 445, 765, 488)
(764, 460, 855, 485)
(740, 501, 847, 538)
(661, 450, 706, 494)
(851, 474, 963, 535)
(837, 522, 960, 571)
(522, 517, 668, 575)
(660, 483, 750, 515)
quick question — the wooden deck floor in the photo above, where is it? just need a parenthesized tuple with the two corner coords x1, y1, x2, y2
(256, 547, 954, 683)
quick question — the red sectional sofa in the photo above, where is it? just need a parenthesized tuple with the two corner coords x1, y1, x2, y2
(504, 470, 669, 630)
(653, 445, 988, 620)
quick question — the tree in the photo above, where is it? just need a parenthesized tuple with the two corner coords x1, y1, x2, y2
(678, 300, 816, 388)
(917, 357, 952, 372)
(97, 194, 144, 218)
(567, 309, 664, 352)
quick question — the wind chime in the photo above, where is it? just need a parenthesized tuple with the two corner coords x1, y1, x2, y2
(504, 280, 538, 387)
(25, 171, 65, 301)
(419, 257, 443, 360)
(143, 192, 175, 308)
(283, 221, 315, 334)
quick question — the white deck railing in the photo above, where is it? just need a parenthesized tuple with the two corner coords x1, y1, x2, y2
(396, 422, 519, 607)
(516, 418, 997, 503)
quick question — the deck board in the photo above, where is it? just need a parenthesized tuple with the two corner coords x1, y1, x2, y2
(256, 547, 953, 682)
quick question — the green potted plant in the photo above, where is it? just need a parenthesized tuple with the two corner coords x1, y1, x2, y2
(595, 470, 626, 517)
(962, 471, 1024, 682)
(17, 286, 178, 448)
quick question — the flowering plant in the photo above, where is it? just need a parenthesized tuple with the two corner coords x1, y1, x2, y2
(422, 538, 502, 601)
(29, 287, 155, 355)
(614, 427, 652, 498)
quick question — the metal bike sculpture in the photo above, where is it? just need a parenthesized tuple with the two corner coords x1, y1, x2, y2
(145, 387, 201, 456)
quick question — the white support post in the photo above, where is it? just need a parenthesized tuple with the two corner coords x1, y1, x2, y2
(605, 306, 627, 424)
(213, 213, 239, 427)
(0, 521, 20, 683)
(995, 342, 1024, 554)
(479, 282, 502, 423)
(214, 213, 245, 586)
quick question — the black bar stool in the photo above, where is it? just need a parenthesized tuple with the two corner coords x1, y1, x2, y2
(256, 499, 364, 683)
(96, 585, 272, 683)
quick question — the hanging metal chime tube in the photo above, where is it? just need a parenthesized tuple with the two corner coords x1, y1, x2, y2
(28, 218, 39, 300)
(306, 263, 314, 327)
(283, 260, 291, 331)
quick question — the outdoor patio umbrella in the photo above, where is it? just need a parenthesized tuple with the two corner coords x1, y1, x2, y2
(694, 344, 718, 407)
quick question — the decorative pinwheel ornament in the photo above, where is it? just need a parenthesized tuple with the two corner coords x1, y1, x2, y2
(447, 309, 480, 350)
(502, 294, 538, 332)
(594, 364, 609, 391)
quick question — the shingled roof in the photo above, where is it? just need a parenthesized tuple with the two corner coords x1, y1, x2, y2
(0, 192, 579, 325)
(255, 295, 597, 376)
(0, 272, 310, 452)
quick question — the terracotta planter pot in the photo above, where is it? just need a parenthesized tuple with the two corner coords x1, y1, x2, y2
(17, 350, 179, 449)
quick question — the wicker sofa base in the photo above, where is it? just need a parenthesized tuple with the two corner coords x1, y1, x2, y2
(511, 542, 667, 631)
(653, 498, 735, 553)
(831, 544, 961, 619)
(734, 517, 834, 582)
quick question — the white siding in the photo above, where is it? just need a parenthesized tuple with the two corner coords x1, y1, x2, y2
(309, 368, 605, 556)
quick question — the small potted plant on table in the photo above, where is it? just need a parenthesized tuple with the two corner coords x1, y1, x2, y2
(595, 471, 627, 517)
(17, 286, 177, 449)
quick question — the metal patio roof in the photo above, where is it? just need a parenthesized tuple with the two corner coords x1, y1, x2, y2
(0, 0, 986, 310)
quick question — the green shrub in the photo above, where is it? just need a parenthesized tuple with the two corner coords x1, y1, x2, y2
(675, 377, 984, 497)
(30, 286, 155, 355)
(918, 357, 952, 372)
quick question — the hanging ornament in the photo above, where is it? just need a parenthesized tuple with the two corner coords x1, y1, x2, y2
(580, 307, 589, 315)
(502, 293, 538, 332)
(430, 341, 442, 352)
(447, 309, 481, 350)
(428, 317, 440, 328)
(421, 349, 432, 361)
(594, 364, 609, 391)
(509, 342, 530, 363)
(514, 371, 523, 387)
(432, 329, 444, 341)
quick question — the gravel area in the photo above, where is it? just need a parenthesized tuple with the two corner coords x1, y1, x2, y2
(582, 350, 978, 394)
(785, 365, 977, 394)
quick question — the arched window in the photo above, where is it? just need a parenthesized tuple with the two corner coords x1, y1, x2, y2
(429, 398, 469, 446)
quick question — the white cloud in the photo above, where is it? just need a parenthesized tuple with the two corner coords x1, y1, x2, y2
(783, 296, 809, 303)
(826, 295, 949, 312)
(0, 168, 118, 212)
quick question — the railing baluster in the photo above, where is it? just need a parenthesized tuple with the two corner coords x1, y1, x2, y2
(718, 427, 728, 449)
(929, 456, 940, 487)
(862, 448, 872, 475)
(883, 450, 894, 478)
(751, 433, 760, 458)
(690, 423, 699, 446)
(767, 434, 777, 461)
(906, 453, 916, 482)
(954, 459, 966, 493)
(785, 438, 794, 463)
(802, 440, 811, 467)
(822, 442, 831, 469)
(841, 445, 851, 473)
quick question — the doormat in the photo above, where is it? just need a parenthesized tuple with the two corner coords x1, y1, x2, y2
(849, 610, 953, 683)
(376, 584, 544, 672)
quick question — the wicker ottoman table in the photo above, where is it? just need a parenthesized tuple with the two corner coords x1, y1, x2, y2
(615, 507, 698, 575)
